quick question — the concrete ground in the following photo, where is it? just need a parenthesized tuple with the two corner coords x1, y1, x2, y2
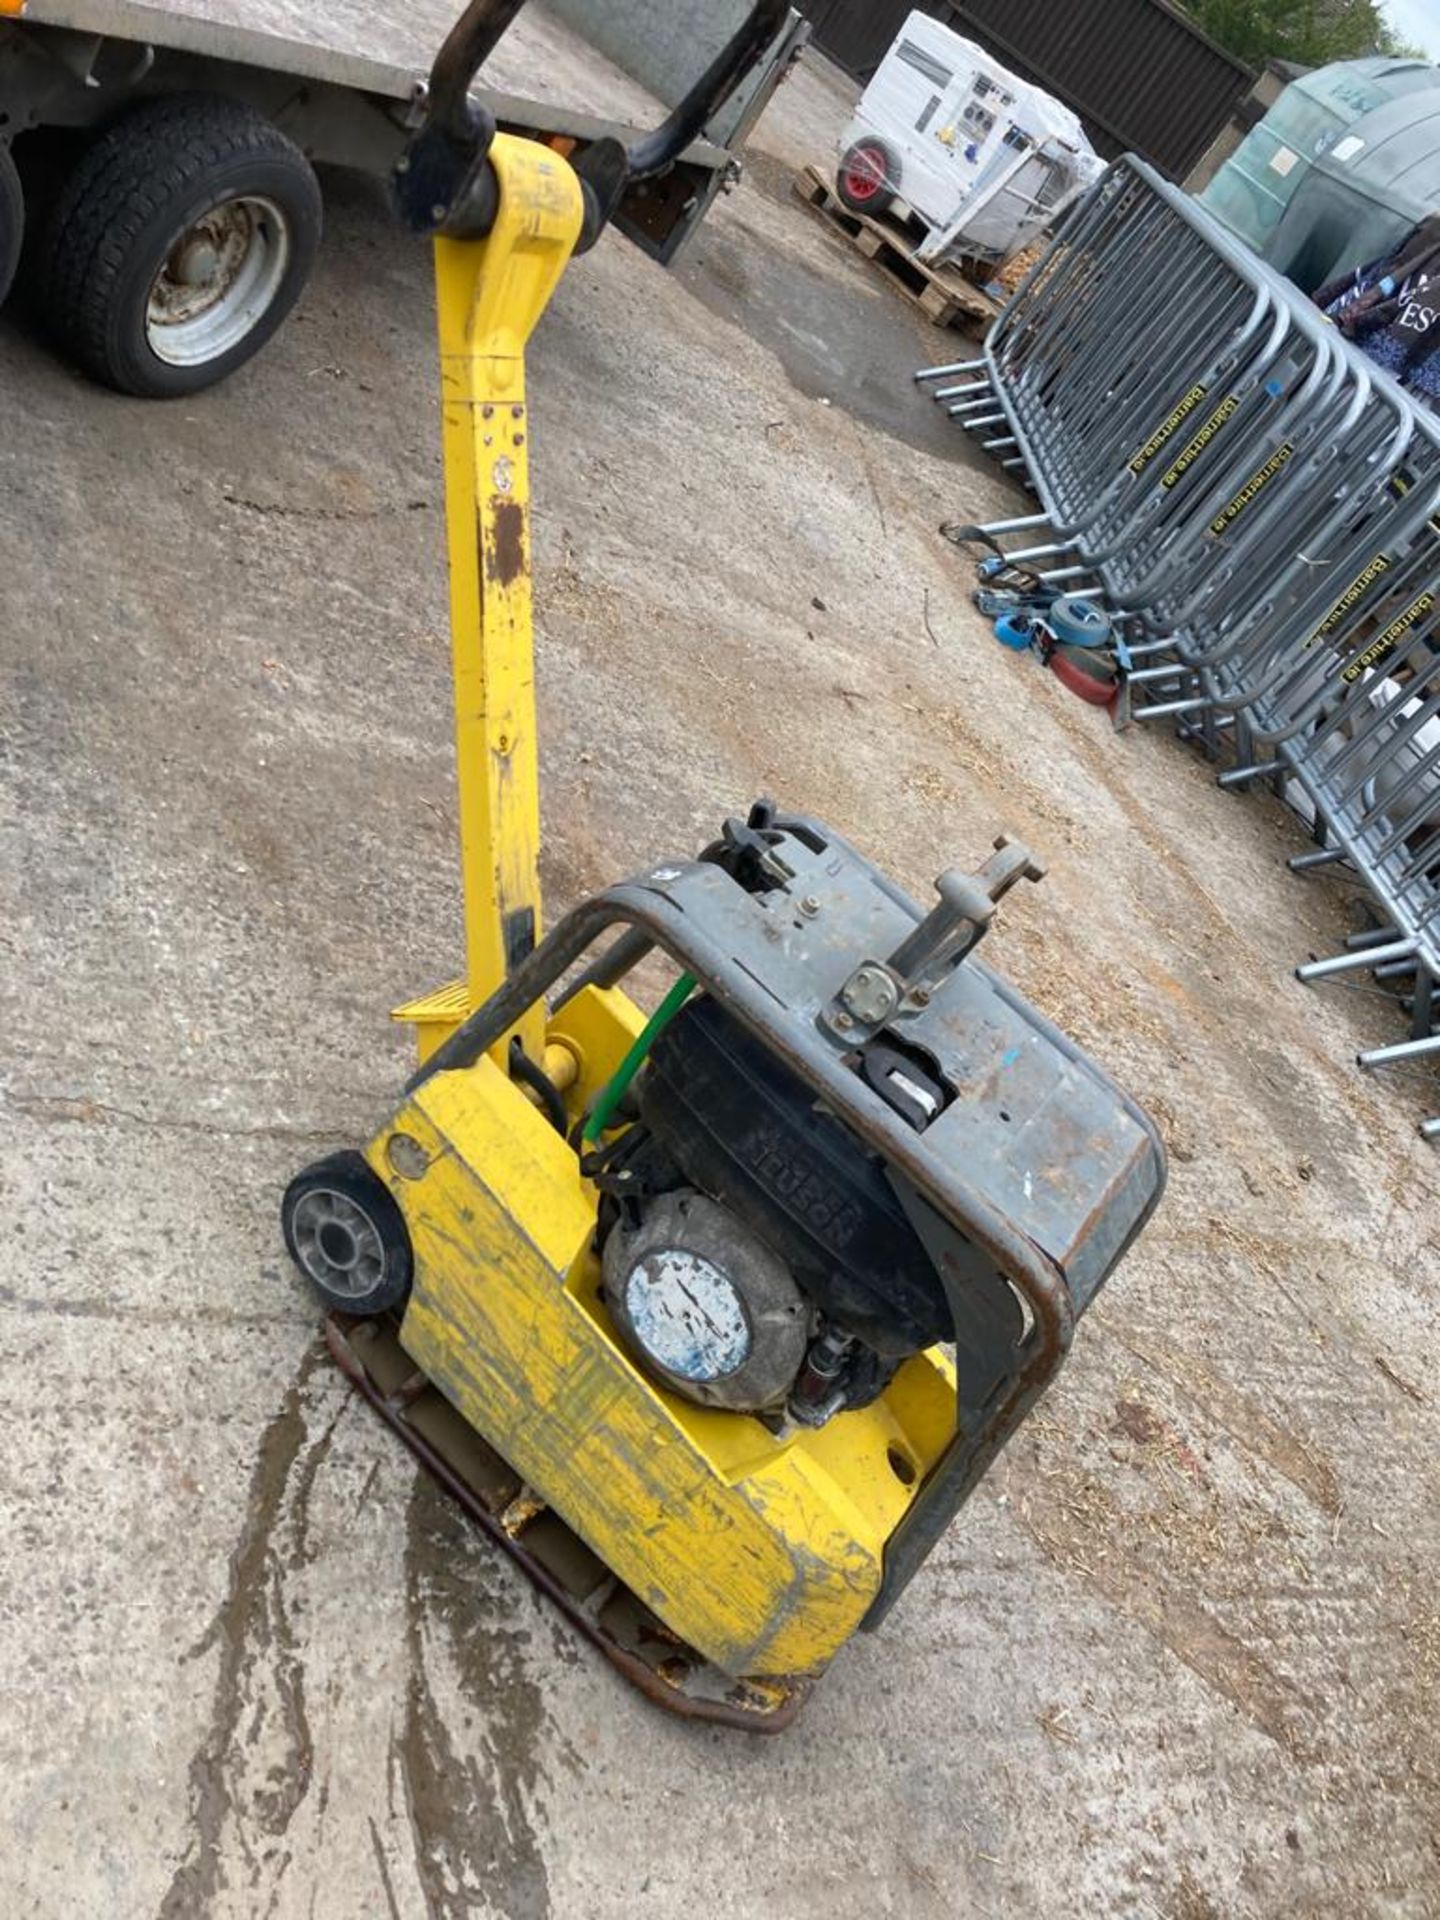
(3, 26, 1439, 1920)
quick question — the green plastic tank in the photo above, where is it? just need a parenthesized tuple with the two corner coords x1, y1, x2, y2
(1201, 57, 1440, 254)
(1267, 89, 1440, 293)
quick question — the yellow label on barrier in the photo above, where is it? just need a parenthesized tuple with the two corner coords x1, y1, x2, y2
(1382, 471, 1440, 534)
(1127, 385, 1208, 476)
(1341, 591, 1435, 683)
(1208, 442, 1294, 536)
(1305, 554, 1391, 649)
(1160, 394, 1240, 489)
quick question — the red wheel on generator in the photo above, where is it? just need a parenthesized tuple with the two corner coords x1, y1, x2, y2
(836, 137, 898, 216)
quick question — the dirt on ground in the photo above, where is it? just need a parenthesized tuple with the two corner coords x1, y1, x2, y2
(1, 25, 1438, 1920)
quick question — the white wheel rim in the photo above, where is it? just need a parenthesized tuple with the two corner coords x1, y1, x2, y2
(145, 194, 291, 367)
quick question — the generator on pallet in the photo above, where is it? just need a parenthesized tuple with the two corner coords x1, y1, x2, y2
(833, 7, 1102, 264)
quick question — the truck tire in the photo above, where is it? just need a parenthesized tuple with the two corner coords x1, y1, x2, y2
(0, 145, 22, 311)
(836, 137, 899, 217)
(37, 94, 321, 398)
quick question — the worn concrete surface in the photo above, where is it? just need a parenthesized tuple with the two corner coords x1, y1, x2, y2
(2, 28, 1439, 1920)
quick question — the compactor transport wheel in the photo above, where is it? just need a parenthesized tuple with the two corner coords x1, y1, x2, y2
(281, 1151, 413, 1318)
(0, 145, 22, 311)
(36, 94, 321, 396)
(836, 136, 898, 216)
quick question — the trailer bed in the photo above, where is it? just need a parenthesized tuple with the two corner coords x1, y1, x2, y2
(2, 0, 747, 289)
(16, 0, 676, 129)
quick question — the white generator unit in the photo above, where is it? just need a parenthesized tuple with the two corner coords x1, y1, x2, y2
(835, 10, 1103, 264)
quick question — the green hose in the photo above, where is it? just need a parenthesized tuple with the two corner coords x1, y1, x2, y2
(581, 972, 697, 1144)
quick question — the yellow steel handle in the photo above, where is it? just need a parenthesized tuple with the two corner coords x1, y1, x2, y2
(432, 134, 583, 1063)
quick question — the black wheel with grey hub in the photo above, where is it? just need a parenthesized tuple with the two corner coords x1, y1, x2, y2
(36, 93, 321, 397)
(0, 144, 22, 312)
(281, 1151, 413, 1318)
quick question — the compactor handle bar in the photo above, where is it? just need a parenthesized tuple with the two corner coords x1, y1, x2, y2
(398, 0, 789, 248)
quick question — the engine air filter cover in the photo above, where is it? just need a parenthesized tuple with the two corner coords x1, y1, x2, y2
(602, 1189, 811, 1412)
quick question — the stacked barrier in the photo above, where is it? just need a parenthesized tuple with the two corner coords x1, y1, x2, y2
(917, 157, 1440, 1140)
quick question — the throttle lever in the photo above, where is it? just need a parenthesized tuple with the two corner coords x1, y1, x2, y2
(825, 834, 1047, 1042)
(887, 833, 1047, 990)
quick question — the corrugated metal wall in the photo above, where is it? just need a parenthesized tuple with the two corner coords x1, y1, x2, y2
(798, 0, 1252, 178)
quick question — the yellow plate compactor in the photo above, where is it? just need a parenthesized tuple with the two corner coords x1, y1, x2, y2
(281, 0, 1166, 1730)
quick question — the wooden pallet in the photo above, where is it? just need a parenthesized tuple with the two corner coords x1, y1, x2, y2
(791, 164, 1000, 331)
